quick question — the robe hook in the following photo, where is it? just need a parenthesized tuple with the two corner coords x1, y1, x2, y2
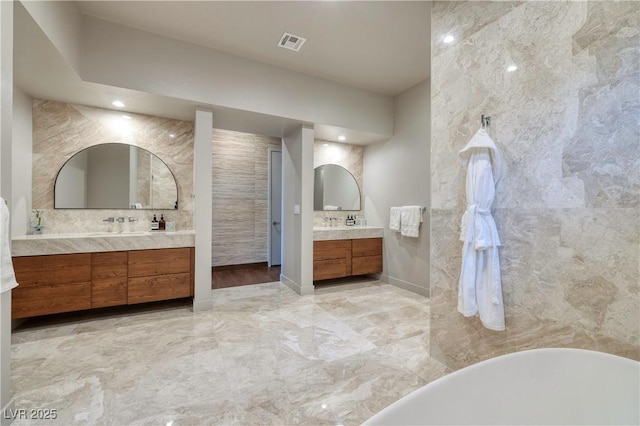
(481, 115, 491, 128)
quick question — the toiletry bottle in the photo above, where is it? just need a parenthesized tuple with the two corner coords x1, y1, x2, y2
(159, 214, 166, 231)
(151, 214, 159, 231)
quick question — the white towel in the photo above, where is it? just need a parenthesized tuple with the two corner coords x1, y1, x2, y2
(0, 198, 18, 293)
(400, 205, 422, 238)
(324, 205, 340, 210)
(389, 207, 401, 231)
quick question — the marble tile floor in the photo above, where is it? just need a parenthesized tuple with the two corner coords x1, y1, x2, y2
(10, 280, 451, 425)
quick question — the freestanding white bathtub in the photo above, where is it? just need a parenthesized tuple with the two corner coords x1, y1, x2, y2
(364, 348, 640, 425)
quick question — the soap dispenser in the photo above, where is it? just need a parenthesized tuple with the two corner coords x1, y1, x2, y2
(151, 214, 159, 231)
(159, 214, 166, 231)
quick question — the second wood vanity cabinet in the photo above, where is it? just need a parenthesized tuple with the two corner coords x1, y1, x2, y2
(313, 238, 382, 281)
(12, 247, 195, 319)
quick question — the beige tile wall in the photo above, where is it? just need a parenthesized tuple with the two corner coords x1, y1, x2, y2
(31, 100, 194, 233)
(211, 129, 281, 267)
(430, 1, 639, 368)
(313, 140, 364, 227)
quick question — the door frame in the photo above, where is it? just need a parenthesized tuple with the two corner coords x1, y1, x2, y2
(267, 147, 282, 267)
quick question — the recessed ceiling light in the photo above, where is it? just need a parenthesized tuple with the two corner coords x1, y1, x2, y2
(112, 100, 125, 108)
(169, 134, 176, 138)
(443, 35, 455, 44)
(338, 135, 346, 141)
(323, 143, 329, 147)
(122, 115, 132, 120)
(507, 65, 518, 72)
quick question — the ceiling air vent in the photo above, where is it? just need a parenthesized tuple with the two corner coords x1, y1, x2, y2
(277, 32, 306, 52)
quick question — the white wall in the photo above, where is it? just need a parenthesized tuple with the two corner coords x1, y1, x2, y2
(79, 16, 392, 138)
(20, 0, 82, 74)
(193, 109, 213, 312)
(281, 125, 314, 295)
(11, 88, 31, 236)
(363, 79, 430, 296)
(0, 1, 13, 421)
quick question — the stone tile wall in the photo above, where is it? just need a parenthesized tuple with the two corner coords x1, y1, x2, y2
(211, 129, 281, 267)
(32, 100, 194, 233)
(430, 1, 639, 369)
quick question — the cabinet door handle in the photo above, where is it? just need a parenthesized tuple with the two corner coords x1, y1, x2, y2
(272, 221, 281, 226)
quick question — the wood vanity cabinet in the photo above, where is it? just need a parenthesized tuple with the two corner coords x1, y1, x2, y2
(12, 247, 195, 319)
(351, 238, 383, 275)
(128, 248, 192, 304)
(313, 240, 352, 280)
(92, 251, 128, 308)
(12, 254, 92, 319)
(313, 238, 382, 281)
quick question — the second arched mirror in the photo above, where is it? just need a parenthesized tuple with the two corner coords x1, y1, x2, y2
(313, 164, 361, 211)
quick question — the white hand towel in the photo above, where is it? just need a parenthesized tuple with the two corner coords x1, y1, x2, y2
(389, 207, 401, 232)
(400, 205, 422, 238)
(0, 198, 18, 293)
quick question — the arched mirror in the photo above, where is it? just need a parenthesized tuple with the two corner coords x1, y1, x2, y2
(313, 164, 361, 211)
(54, 143, 178, 209)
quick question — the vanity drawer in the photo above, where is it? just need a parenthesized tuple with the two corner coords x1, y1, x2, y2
(128, 273, 191, 304)
(12, 253, 91, 287)
(313, 259, 350, 281)
(128, 248, 191, 277)
(313, 240, 351, 261)
(92, 251, 128, 308)
(352, 255, 383, 276)
(12, 282, 91, 319)
(352, 238, 382, 257)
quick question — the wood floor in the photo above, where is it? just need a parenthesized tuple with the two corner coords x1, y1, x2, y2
(211, 262, 281, 289)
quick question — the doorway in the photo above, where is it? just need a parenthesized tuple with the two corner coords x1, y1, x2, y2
(211, 129, 282, 288)
(268, 148, 282, 267)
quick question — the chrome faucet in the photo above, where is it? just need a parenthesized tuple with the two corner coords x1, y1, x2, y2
(116, 217, 126, 223)
(128, 217, 139, 222)
(102, 217, 115, 223)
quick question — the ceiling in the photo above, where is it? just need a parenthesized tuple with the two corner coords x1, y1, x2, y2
(15, 1, 431, 143)
(77, 1, 431, 96)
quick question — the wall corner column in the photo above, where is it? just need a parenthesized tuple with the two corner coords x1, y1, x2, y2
(0, 0, 14, 423)
(192, 108, 213, 312)
(281, 124, 314, 295)
(299, 125, 314, 295)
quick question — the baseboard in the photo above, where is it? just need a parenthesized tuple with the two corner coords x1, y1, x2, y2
(380, 274, 429, 297)
(192, 297, 213, 313)
(280, 274, 314, 296)
(1, 399, 15, 426)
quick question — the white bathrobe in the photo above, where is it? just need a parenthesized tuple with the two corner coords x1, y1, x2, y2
(0, 198, 18, 293)
(457, 129, 505, 331)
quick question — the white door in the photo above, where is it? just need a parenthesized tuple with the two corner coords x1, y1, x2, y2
(268, 149, 282, 266)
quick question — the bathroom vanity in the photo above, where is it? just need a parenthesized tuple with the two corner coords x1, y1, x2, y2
(10, 232, 195, 319)
(312, 227, 383, 281)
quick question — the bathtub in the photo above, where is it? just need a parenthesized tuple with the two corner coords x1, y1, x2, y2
(364, 348, 640, 425)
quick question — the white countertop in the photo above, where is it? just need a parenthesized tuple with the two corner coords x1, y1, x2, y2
(313, 226, 384, 241)
(11, 230, 195, 256)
